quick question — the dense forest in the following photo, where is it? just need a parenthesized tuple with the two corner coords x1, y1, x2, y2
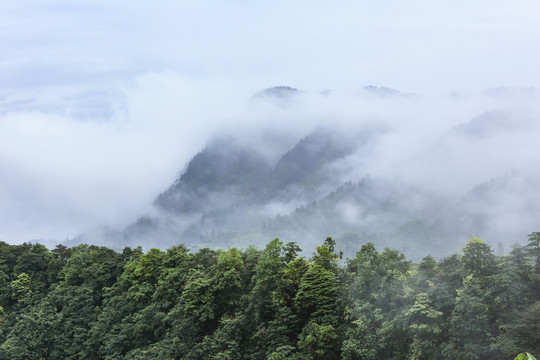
(0, 234, 539, 359)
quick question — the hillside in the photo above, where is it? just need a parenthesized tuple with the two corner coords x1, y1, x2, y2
(70, 102, 540, 260)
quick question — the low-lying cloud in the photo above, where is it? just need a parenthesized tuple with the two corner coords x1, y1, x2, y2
(1, 0, 540, 247)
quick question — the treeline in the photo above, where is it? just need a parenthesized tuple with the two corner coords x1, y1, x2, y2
(0, 235, 539, 359)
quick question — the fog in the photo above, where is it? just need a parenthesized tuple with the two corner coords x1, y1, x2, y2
(1, 1, 540, 254)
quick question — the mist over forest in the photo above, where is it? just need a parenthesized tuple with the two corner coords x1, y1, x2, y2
(2, 1, 540, 359)
(3, 83, 540, 259)
(57, 85, 539, 260)
(1, 1, 540, 257)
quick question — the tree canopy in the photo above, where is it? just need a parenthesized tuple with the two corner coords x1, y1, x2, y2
(0, 236, 538, 359)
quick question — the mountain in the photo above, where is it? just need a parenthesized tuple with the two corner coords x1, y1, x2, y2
(448, 109, 535, 138)
(252, 86, 300, 107)
(124, 126, 442, 257)
(155, 137, 270, 213)
(73, 103, 540, 260)
(265, 128, 361, 198)
(362, 85, 415, 98)
(94, 127, 374, 252)
(155, 127, 367, 209)
(443, 172, 540, 245)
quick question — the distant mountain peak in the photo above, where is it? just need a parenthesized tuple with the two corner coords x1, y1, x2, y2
(154, 137, 269, 213)
(255, 86, 300, 99)
(362, 85, 415, 98)
(252, 86, 300, 107)
(448, 109, 534, 138)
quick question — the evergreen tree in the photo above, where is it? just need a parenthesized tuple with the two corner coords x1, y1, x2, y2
(0, 235, 537, 359)
(527, 232, 540, 273)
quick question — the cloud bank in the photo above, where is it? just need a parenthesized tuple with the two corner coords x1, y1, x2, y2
(1, 0, 540, 244)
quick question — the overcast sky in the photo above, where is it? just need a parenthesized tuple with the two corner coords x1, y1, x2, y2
(1, 0, 540, 243)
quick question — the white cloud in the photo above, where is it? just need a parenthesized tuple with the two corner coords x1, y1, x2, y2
(1, 0, 540, 243)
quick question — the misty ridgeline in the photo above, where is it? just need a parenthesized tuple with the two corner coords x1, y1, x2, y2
(1, 86, 540, 360)
(70, 86, 540, 260)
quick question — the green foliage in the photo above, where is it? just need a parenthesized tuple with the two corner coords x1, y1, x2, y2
(9, 273, 32, 304)
(341, 309, 382, 360)
(312, 237, 341, 272)
(268, 345, 295, 360)
(514, 353, 537, 360)
(527, 232, 540, 272)
(295, 263, 338, 322)
(0, 235, 538, 359)
(0, 301, 58, 359)
(404, 293, 443, 359)
(505, 302, 540, 357)
(461, 237, 495, 278)
(296, 322, 339, 360)
(445, 274, 493, 359)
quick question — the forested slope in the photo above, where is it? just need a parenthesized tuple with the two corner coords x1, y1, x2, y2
(0, 234, 539, 359)
(80, 109, 540, 260)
